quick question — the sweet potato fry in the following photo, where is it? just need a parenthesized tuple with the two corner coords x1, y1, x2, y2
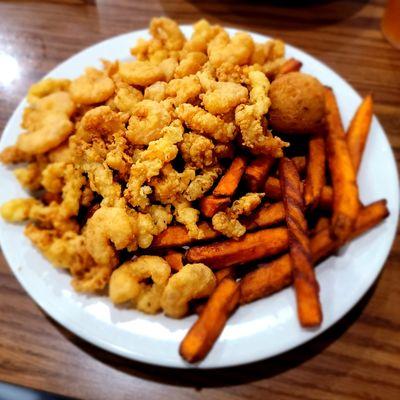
(346, 94, 373, 173)
(304, 135, 326, 209)
(311, 199, 389, 262)
(240, 200, 389, 304)
(240, 254, 292, 304)
(312, 216, 330, 235)
(279, 58, 303, 75)
(152, 222, 219, 248)
(180, 278, 241, 363)
(186, 227, 289, 269)
(265, 177, 333, 210)
(164, 250, 184, 271)
(213, 155, 247, 197)
(292, 156, 307, 176)
(279, 158, 322, 327)
(325, 87, 360, 241)
(244, 201, 285, 229)
(199, 195, 230, 218)
(152, 202, 286, 249)
(215, 267, 236, 283)
(244, 155, 275, 192)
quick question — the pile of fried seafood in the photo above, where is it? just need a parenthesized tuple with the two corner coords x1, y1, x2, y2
(0, 18, 387, 363)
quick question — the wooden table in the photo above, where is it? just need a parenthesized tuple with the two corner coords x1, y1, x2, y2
(0, 1, 399, 399)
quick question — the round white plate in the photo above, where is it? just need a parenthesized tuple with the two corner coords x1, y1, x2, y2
(0, 26, 398, 369)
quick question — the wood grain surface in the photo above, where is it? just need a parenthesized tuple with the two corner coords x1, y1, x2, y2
(0, 1, 399, 399)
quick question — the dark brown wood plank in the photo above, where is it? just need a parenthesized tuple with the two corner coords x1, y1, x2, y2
(0, 1, 399, 399)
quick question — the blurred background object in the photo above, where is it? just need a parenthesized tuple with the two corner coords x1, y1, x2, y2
(381, 0, 400, 48)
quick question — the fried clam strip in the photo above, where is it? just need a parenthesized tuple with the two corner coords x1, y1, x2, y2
(265, 176, 333, 211)
(304, 134, 326, 209)
(186, 227, 289, 269)
(180, 278, 241, 363)
(235, 70, 288, 157)
(280, 158, 322, 327)
(325, 87, 360, 241)
(152, 201, 286, 248)
(346, 94, 373, 172)
(240, 200, 389, 304)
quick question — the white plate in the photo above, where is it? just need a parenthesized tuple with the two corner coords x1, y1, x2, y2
(0, 26, 398, 369)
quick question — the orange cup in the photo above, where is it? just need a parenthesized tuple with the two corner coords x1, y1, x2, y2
(382, 0, 400, 49)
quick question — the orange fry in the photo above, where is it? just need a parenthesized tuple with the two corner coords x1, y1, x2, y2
(152, 202, 286, 249)
(279, 58, 303, 75)
(244, 201, 285, 229)
(280, 158, 322, 327)
(244, 155, 275, 192)
(304, 135, 326, 209)
(240, 200, 389, 304)
(213, 155, 247, 197)
(164, 250, 184, 271)
(292, 156, 307, 176)
(346, 94, 373, 172)
(312, 216, 330, 235)
(325, 87, 360, 241)
(200, 195, 230, 218)
(180, 278, 241, 363)
(265, 176, 332, 211)
(215, 267, 236, 283)
(186, 227, 289, 269)
(152, 222, 218, 248)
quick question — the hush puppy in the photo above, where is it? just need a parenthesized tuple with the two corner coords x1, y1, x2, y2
(268, 72, 325, 135)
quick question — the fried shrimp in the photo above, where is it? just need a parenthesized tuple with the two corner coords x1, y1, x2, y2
(161, 263, 216, 318)
(179, 132, 216, 168)
(109, 256, 171, 314)
(119, 61, 164, 87)
(126, 100, 172, 145)
(70, 68, 115, 105)
(84, 206, 138, 267)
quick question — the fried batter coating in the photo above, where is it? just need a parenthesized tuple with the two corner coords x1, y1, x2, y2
(0, 145, 32, 164)
(174, 198, 203, 239)
(208, 32, 254, 68)
(179, 132, 215, 168)
(161, 263, 216, 318)
(151, 164, 195, 204)
(17, 112, 74, 155)
(0, 198, 39, 222)
(109, 256, 171, 314)
(235, 71, 287, 157)
(27, 78, 71, 103)
(70, 68, 115, 105)
(84, 206, 137, 266)
(166, 75, 202, 106)
(144, 81, 167, 102)
(183, 19, 222, 54)
(125, 121, 184, 209)
(150, 17, 185, 52)
(127, 100, 172, 145)
(113, 81, 143, 113)
(202, 81, 248, 115)
(119, 61, 164, 87)
(176, 104, 236, 143)
(14, 162, 44, 191)
(159, 57, 178, 82)
(212, 192, 264, 238)
(268, 72, 326, 134)
(184, 166, 222, 201)
(175, 52, 208, 78)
